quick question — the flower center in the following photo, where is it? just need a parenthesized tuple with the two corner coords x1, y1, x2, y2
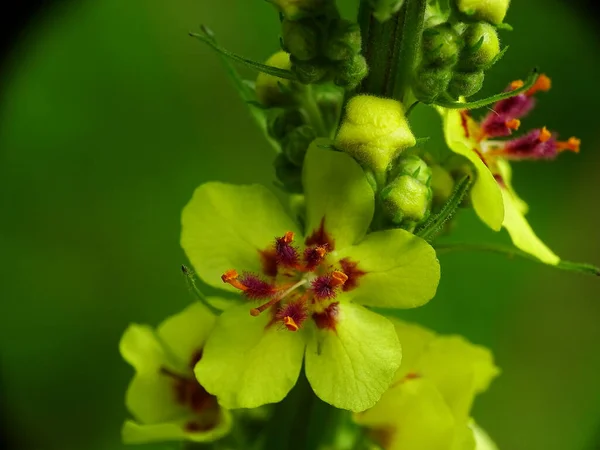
(221, 228, 365, 331)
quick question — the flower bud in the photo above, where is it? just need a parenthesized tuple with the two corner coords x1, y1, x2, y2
(430, 164, 455, 206)
(291, 57, 329, 84)
(368, 0, 404, 22)
(394, 155, 432, 185)
(334, 54, 368, 90)
(268, 109, 306, 141)
(282, 19, 320, 61)
(268, 0, 335, 20)
(335, 95, 416, 173)
(256, 52, 295, 107)
(454, 0, 510, 25)
(381, 175, 431, 226)
(274, 153, 303, 193)
(281, 125, 317, 166)
(412, 66, 452, 104)
(458, 22, 500, 70)
(447, 70, 485, 98)
(421, 24, 462, 67)
(315, 87, 343, 130)
(323, 20, 362, 61)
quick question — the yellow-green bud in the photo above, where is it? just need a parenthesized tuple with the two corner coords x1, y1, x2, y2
(459, 22, 500, 70)
(368, 0, 404, 22)
(455, 0, 510, 25)
(292, 57, 329, 84)
(430, 164, 455, 206)
(274, 153, 303, 193)
(334, 54, 368, 90)
(323, 20, 362, 61)
(282, 125, 316, 166)
(256, 52, 295, 107)
(381, 175, 431, 225)
(422, 24, 462, 67)
(412, 66, 452, 103)
(395, 155, 432, 185)
(335, 95, 416, 173)
(268, 0, 334, 20)
(268, 109, 305, 141)
(282, 19, 319, 61)
(447, 70, 484, 98)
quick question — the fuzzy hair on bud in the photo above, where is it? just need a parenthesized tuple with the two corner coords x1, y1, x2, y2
(335, 95, 416, 173)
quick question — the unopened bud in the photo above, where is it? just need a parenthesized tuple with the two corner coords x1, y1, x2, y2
(422, 24, 462, 67)
(268, 0, 335, 20)
(282, 19, 320, 61)
(282, 125, 317, 166)
(454, 0, 510, 25)
(381, 175, 431, 226)
(274, 153, 303, 193)
(268, 109, 306, 141)
(412, 66, 452, 104)
(256, 52, 295, 107)
(335, 95, 416, 173)
(430, 165, 455, 206)
(292, 57, 329, 84)
(394, 155, 432, 185)
(447, 70, 485, 98)
(368, 0, 404, 22)
(458, 22, 500, 70)
(323, 19, 362, 61)
(334, 54, 368, 90)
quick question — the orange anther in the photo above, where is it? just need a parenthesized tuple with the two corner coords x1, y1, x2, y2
(505, 119, 521, 131)
(250, 308, 261, 317)
(557, 137, 581, 154)
(316, 246, 327, 258)
(283, 316, 299, 331)
(331, 271, 349, 287)
(510, 80, 524, 90)
(539, 127, 552, 142)
(526, 74, 552, 96)
(283, 231, 295, 244)
(221, 269, 248, 291)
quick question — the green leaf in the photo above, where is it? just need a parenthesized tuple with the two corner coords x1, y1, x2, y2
(305, 302, 401, 412)
(416, 175, 472, 241)
(435, 69, 539, 110)
(303, 140, 375, 251)
(440, 108, 504, 230)
(195, 304, 305, 409)
(434, 243, 600, 276)
(181, 183, 301, 291)
(338, 229, 440, 309)
(189, 29, 297, 80)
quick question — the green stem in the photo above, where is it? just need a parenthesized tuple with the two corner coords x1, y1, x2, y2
(358, 2, 405, 97)
(300, 85, 329, 137)
(393, 0, 426, 104)
(435, 243, 600, 276)
(181, 265, 222, 315)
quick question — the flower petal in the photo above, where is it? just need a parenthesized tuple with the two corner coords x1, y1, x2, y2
(122, 410, 232, 444)
(195, 304, 305, 409)
(415, 335, 500, 422)
(501, 187, 560, 265)
(157, 301, 216, 367)
(390, 320, 437, 381)
(442, 109, 504, 231)
(303, 139, 374, 251)
(181, 183, 300, 290)
(355, 379, 456, 450)
(305, 302, 401, 412)
(472, 423, 499, 450)
(339, 229, 440, 309)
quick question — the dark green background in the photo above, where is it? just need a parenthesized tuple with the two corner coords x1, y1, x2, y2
(1, 1, 599, 449)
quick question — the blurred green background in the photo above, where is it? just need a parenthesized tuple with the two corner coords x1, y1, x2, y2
(1, 1, 599, 449)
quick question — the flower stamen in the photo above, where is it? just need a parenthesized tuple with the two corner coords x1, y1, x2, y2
(556, 137, 581, 153)
(221, 269, 248, 291)
(526, 74, 551, 96)
(250, 279, 307, 316)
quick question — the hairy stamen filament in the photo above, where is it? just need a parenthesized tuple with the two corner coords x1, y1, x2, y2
(250, 279, 308, 316)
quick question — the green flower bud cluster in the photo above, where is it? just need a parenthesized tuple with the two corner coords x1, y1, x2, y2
(269, 108, 317, 193)
(413, 19, 503, 103)
(381, 155, 433, 230)
(280, 11, 367, 89)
